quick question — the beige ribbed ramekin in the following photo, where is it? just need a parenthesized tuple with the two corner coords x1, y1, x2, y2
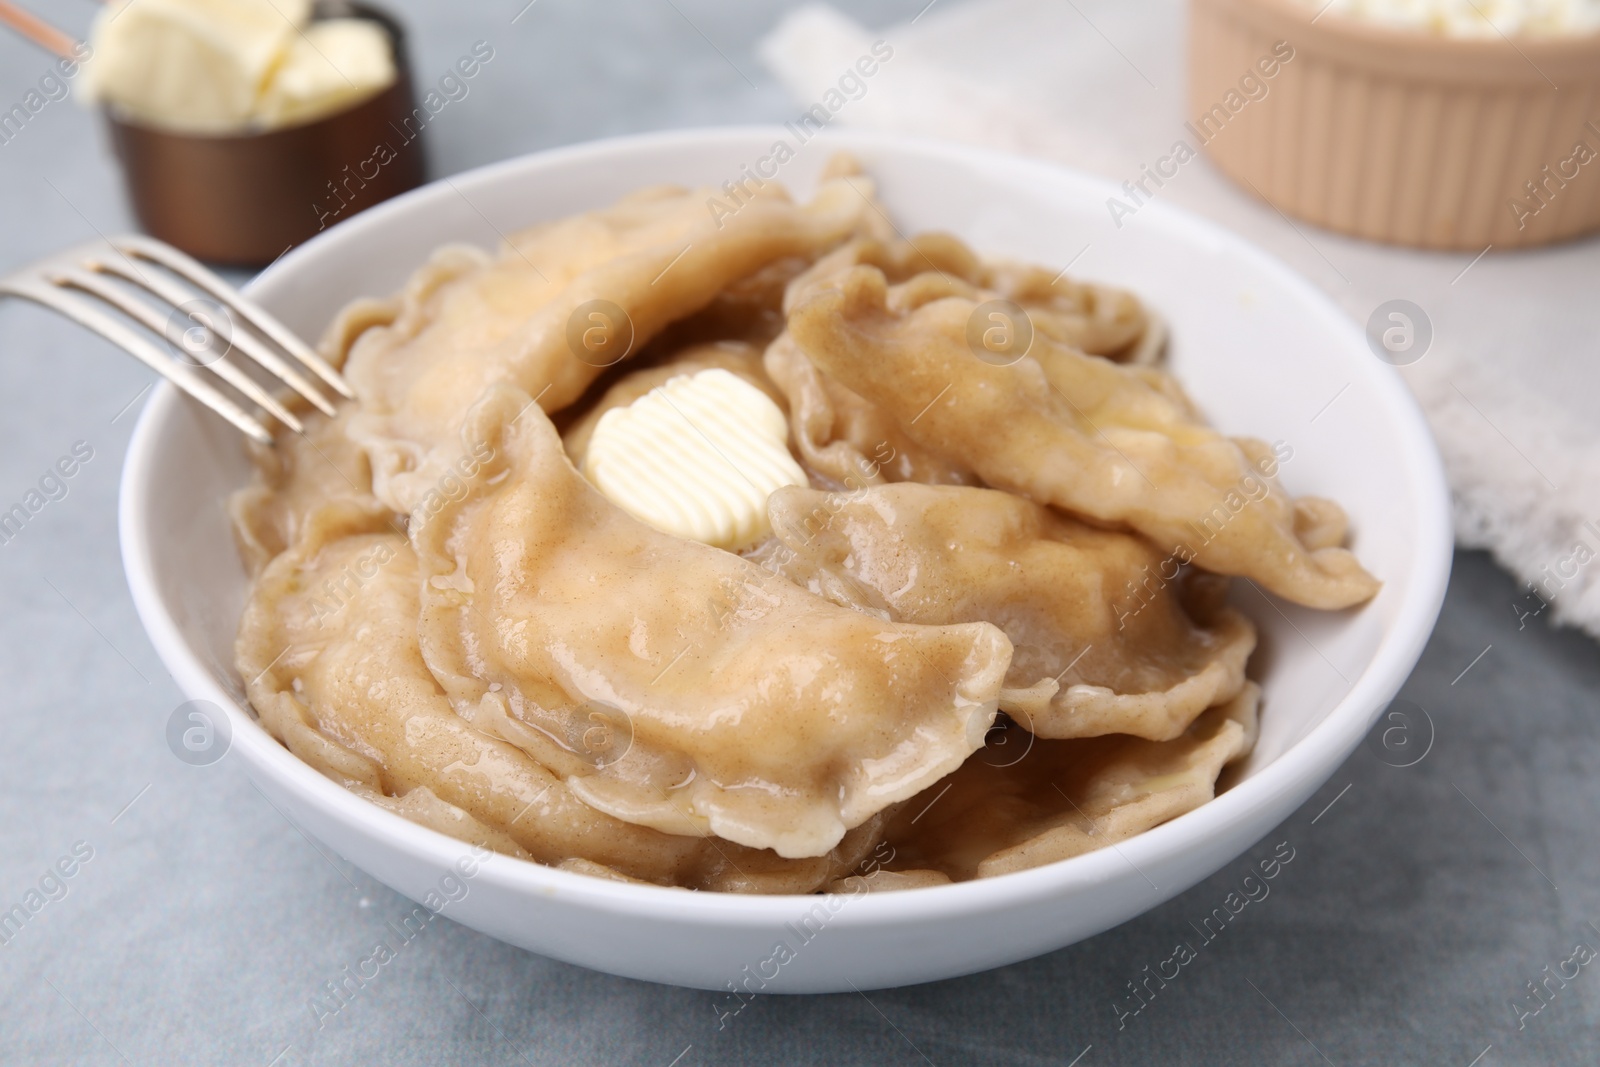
(1188, 0, 1600, 249)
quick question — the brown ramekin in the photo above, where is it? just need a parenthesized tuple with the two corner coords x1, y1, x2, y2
(105, 2, 426, 267)
(1189, 0, 1600, 250)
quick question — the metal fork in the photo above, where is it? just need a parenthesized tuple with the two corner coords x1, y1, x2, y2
(0, 235, 354, 445)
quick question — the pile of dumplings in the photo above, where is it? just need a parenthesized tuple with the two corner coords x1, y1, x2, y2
(232, 155, 1378, 893)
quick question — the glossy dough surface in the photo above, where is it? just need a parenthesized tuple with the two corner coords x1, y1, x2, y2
(411, 386, 1010, 859)
(872, 683, 1261, 884)
(236, 509, 892, 892)
(762, 483, 1255, 742)
(343, 178, 871, 516)
(787, 265, 1380, 609)
(230, 158, 1376, 893)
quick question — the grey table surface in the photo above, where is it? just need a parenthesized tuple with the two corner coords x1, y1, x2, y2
(2, 2, 1597, 1064)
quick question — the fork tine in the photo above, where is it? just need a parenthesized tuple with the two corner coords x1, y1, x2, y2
(89, 254, 338, 418)
(0, 276, 273, 445)
(52, 266, 305, 433)
(112, 234, 356, 400)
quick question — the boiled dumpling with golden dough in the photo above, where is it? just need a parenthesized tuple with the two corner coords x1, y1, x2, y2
(761, 483, 1254, 741)
(228, 403, 388, 575)
(766, 233, 1158, 490)
(786, 265, 1379, 610)
(345, 175, 876, 514)
(410, 384, 1013, 859)
(784, 233, 1158, 362)
(235, 508, 886, 893)
(872, 684, 1259, 883)
(763, 331, 976, 489)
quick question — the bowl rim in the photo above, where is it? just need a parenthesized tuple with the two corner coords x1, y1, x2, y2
(119, 125, 1454, 928)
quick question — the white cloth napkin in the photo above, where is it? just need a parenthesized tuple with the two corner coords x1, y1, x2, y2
(760, 0, 1600, 638)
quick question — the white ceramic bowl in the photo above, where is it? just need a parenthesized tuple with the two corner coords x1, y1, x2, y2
(119, 127, 1452, 992)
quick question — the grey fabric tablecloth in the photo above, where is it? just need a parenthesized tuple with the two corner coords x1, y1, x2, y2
(1, 2, 1595, 1063)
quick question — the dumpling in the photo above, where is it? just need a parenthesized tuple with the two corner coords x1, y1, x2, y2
(761, 483, 1255, 741)
(765, 231, 1162, 490)
(875, 684, 1260, 882)
(234, 509, 887, 892)
(228, 404, 388, 575)
(343, 177, 875, 514)
(783, 232, 1159, 362)
(410, 384, 1014, 859)
(763, 331, 977, 489)
(786, 265, 1380, 610)
(229, 254, 395, 573)
(982, 259, 1160, 363)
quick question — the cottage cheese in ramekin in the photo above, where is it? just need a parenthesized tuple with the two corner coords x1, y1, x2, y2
(1304, 0, 1600, 36)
